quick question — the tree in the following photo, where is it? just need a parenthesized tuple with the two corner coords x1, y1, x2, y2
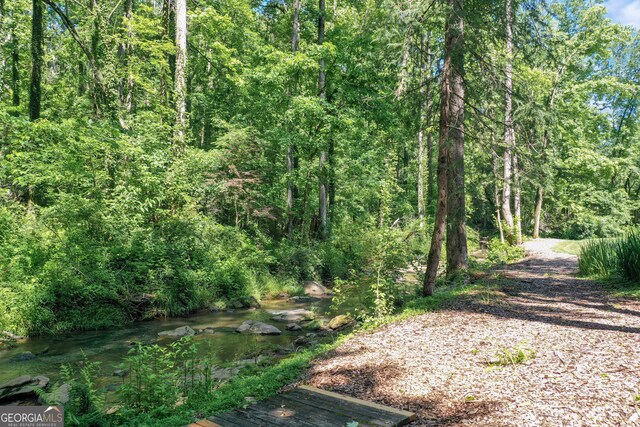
(174, 0, 187, 147)
(424, 0, 466, 295)
(318, 0, 328, 240)
(501, 0, 515, 241)
(29, 0, 42, 121)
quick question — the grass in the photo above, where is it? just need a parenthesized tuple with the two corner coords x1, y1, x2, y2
(552, 239, 589, 255)
(578, 230, 640, 282)
(490, 341, 536, 367)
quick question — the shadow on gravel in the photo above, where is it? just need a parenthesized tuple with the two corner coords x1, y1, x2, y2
(455, 256, 640, 335)
(310, 361, 501, 426)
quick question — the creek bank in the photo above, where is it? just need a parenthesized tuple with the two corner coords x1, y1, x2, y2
(0, 375, 50, 404)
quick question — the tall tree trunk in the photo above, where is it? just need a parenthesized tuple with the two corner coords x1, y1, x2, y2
(118, 0, 134, 116)
(90, 0, 103, 115)
(11, 29, 19, 107)
(29, 0, 43, 121)
(395, 25, 413, 99)
(174, 0, 187, 148)
(444, 0, 467, 275)
(423, 0, 465, 295)
(292, 0, 300, 53)
(161, 0, 175, 107)
(425, 35, 434, 207)
(287, 0, 301, 238)
(501, 0, 515, 237)
(417, 33, 429, 228)
(513, 151, 522, 244)
(318, 0, 328, 240)
(533, 186, 543, 239)
(491, 146, 504, 243)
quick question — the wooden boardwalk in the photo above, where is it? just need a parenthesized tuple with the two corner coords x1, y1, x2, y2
(188, 385, 415, 427)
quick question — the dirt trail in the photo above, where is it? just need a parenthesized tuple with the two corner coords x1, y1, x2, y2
(305, 239, 640, 426)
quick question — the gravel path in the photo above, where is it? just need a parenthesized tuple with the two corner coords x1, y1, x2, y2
(305, 239, 640, 426)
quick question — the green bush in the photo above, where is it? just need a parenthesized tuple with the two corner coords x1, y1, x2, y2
(487, 238, 525, 264)
(579, 230, 640, 282)
(118, 337, 216, 417)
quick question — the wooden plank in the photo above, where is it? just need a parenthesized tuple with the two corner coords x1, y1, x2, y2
(209, 412, 260, 427)
(284, 389, 397, 427)
(213, 404, 295, 427)
(204, 385, 415, 427)
(195, 420, 224, 427)
(298, 385, 416, 421)
(274, 394, 383, 427)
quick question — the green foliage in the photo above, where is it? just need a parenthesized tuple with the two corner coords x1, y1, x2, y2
(118, 337, 216, 417)
(490, 342, 537, 367)
(487, 238, 526, 265)
(330, 225, 427, 320)
(61, 356, 108, 427)
(579, 230, 640, 283)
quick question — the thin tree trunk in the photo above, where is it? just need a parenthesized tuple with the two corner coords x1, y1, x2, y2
(161, 0, 175, 107)
(174, 0, 187, 147)
(501, 0, 515, 236)
(287, 0, 301, 238)
(425, 36, 434, 207)
(89, 0, 102, 115)
(491, 147, 504, 243)
(395, 25, 414, 99)
(417, 34, 428, 228)
(444, 0, 467, 275)
(513, 151, 522, 244)
(292, 0, 300, 53)
(533, 186, 543, 239)
(423, 0, 465, 295)
(29, 0, 43, 121)
(11, 30, 19, 107)
(118, 0, 134, 116)
(318, 0, 328, 240)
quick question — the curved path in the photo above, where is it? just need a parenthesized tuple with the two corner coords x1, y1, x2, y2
(305, 239, 640, 426)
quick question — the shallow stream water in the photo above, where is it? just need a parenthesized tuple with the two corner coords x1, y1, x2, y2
(0, 297, 332, 398)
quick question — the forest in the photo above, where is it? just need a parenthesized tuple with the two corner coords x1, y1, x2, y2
(0, 0, 639, 425)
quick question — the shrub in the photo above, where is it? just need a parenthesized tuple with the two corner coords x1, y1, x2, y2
(579, 230, 640, 282)
(60, 355, 108, 426)
(118, 336, 216, 417)
(487, 238, 525, 264)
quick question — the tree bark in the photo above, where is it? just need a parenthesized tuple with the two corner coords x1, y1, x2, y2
(513, 151, 522, 244)
(501, 0, 515, 236)
(417, 33, 429, 228)
(423, 0, 465, 295)
(318, 0, 328, 240)
(417, 37, 425, 228)
(444, 0, 467, 275)
(161, 0, 175, 106)
(292, 0, 300, 53)
(11, 29, 19, 107)
(425, 36, 434, 208)
(533, 186, 543, 239)
(491, 146, 504, 243)
(174, 0, 187, 147)
(118, 0, 134, 116)
(29, 0, 43, 121)
(287, 0, 301, 238)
